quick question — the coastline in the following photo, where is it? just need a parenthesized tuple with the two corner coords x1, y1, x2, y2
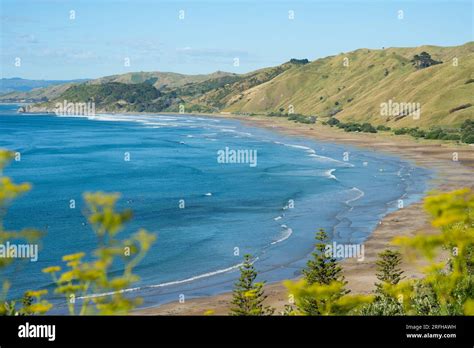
(136, 113, 474, 315)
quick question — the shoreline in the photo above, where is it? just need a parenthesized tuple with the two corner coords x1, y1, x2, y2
(135, 113, 473, 315)
(4, 108, 472, 314)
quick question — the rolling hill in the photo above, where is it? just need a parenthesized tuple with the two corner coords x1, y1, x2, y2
(16, 42, 474, 129)
(223, 42, 474, 128)
(88, 70, 233, 90)
(0, 71, 233, 104)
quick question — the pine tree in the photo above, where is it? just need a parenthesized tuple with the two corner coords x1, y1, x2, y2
(360, 249, 405, 315)
(298, 228, 348, 315)
(303, 229, 347, 286)
(230, 254, 274, 316)
(375, 249, 404, 290)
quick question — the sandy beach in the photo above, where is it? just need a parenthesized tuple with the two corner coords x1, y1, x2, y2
(137, 115, 474, 315)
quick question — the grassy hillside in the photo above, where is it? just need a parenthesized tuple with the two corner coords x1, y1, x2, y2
(21, 42, 473, 130)
(190, 62, 302, 108)
(89, 71, 233, 89)
(224, 42, 474, 128)
(27, 61, 302, 113)
(0, 71, 232, 103)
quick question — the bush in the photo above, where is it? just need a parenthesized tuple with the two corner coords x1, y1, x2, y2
(334, 121, 377, 133)
(327, 117, 340, 126)
(462, 134, 474, 144)
(425, 127, 447, 140)
(360, 123, 377, 133)
(461, 119, 474, 144)
(288, 114, 316, 124)
(268, 111, 286, 117)
(442, 133, 461, 141)
(376, 125, 391, 131)
(407, 127, 426, 138)
(392, 123, 472, 143)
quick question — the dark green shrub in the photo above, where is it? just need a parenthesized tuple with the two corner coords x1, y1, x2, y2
(327, 117, 340, 126)
(361, 123, 377, 133)
(376, 125, 391, 131)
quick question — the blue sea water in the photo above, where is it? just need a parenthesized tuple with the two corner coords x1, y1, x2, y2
(0, 104, 433, 311)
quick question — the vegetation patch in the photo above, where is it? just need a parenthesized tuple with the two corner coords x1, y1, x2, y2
(449, 103, 472, 114)
(411, 52, 442, 69)
(326, 117, 377, 133)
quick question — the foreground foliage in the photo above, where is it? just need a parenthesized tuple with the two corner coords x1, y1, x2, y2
(0, 150, 47, 315)
(284, 188, 474, 316)
(0, 149, 155, 315)
(388, 188, 474, 315)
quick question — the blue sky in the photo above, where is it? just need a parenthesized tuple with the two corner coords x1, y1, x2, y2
(1, 0, 472, 80)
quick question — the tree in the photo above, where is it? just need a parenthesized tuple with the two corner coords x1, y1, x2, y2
(297, 228, 349, 314)
(360, 249, 405, 315)
(375, 249, 404, 288)
(230, 254, 274, 316)
(411, 52, 442, 69)
(303, 229, 347, 286)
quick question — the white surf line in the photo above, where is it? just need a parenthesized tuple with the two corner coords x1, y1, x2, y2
(345, 187, 365, 205)
(325, 168, 337, 180)
(331, 187, 365, 240)
(272, 140, 355, 167)
(271, 226, 293, 245)
(78, 258, 260, 300)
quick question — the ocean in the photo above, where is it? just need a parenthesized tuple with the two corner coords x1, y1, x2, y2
(0, 104, 433, 311)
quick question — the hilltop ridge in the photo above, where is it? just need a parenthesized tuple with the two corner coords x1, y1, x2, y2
(8, 42, 474, 129)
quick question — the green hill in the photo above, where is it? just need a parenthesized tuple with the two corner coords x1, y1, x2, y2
(21, 42, 473, 130)
(168, 61, 302, 112)
(223, 42, 474, 128)
(1, 71, 232, 104)
(89, 70, 233, 90)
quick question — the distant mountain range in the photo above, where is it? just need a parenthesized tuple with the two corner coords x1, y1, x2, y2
(0, 77, 89, 95)
(3, 42, 473, 128)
